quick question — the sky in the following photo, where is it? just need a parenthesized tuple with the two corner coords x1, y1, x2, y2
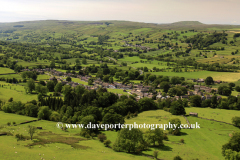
(0, 0, 239, 24)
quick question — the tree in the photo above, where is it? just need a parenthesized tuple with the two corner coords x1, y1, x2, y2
(168, 87, 183, 97)
(39, 80, 46, 86)
(218, 86, 232, 96)
(170, 76, 182, 85)
(82, 58, 87, 64)
(103, 75, 110, 82)
(8, 97, 13, 102)
(173, 155, 183, 160)
(98, 134, 107, 142)
(28, 125, 37, 140)
(211, 95, 218, 108)
(103, 140, 111, 147)
(224, 149, 240, 160)
(143, 67, 148, 72)
(235, 86, 240, 92)
(232, 117, 240, 127)
(190, 95, 202, 107)
(167, 118, 181, 135)
(109, 76, 114, 83)
(49, 111, 60, 122)
(160, 81, 170, 93)
(25, 103, 38, 117)
(47, 81, 55, 92)
(54, 83, 63, 93)
(138, 97, 157, 112)
(205, 76, 214, 85)
(26, 78, 35, 93)
(62, 85, 72, 95)
(80, 115, 96, 132)
(38, 106, 52, 120)
(2, 101, 25, 113)
(201, 99, 211, 108)
(88, 79, 93, 85)
(229, 83, 236, 91)
(75, 59, 80, 65)
(66, 77, 71, 82)
(113, 127, 146, 153)
(145, 128, 164, 146)
(35, 84, 48, 95)
(148, 75, 156, 82)
(222, 132, 240, 157)
(102, 113, 125, 131)
(170, 101, 186, 115)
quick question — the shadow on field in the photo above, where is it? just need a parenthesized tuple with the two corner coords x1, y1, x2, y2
(181, 132, 188, 136)
(151, 145, 172, 151)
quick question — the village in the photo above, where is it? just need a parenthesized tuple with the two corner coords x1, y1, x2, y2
(23, 68, 222, 102)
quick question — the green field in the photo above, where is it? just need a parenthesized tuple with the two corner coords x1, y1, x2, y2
(152, 71, 240, 82)
(0, 82, 37, 103)
(0, 68, 15, 74)
(1, 108, 239, 160)
(185, 107, 240, 124)
(125, 110, 239, 160)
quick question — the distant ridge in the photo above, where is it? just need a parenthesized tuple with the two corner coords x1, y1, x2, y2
(170, 21, 204, 26)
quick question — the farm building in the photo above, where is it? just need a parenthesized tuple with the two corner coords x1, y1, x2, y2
(189, 112, 198, 117)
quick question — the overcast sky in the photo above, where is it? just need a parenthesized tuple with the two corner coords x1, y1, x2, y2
(0, 0, 239, 24)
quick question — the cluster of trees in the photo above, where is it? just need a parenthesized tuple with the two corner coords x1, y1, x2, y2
(21, 71, 38, 80)
(222, 132, 240, 159)
(0, 77, 19, 83)
(190, 94, 240, 110)
(185, 32, 228, 48)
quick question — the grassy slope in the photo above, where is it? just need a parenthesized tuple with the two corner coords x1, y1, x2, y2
(0, 68, 15, 74)
(125, 110, 239, 160)
(151, 71, 240, 82)
(185, 107, 240, 124)
(0, 82, 37, 103)
(0, 111, 149, 160)
(0, 107, 239, 160)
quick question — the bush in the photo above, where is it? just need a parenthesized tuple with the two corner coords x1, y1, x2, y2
(173, 155, 183, 160)
(91, 133, 96, 139)
(103, 139, 111, 147)
(13, 122, 16, 125)
(163, 133, 169, 141)
(62, 126, 68, 132)
(80, 129, 91, 137)
(98, 133, 107, 142)
(180, 139, 184, 143)
(232, 116, 240, 127)
(235, 86, 240, 92)
(7, 122, 11, 126)
(15, 134, 25, 141)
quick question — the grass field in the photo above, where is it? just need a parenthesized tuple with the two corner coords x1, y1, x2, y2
(185, 107, 240, 124)
(125, 110, 240, 160)
(0, 82, 37, 103)
(151, 71, 240, 82)
(0, 67, 15, 74)
(0, 74, 22, 80)
(0, 107, 239, 160)
(0, 111, 150, 160)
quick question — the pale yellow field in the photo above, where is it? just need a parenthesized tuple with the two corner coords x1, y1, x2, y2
(212, 72, 240, 82)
